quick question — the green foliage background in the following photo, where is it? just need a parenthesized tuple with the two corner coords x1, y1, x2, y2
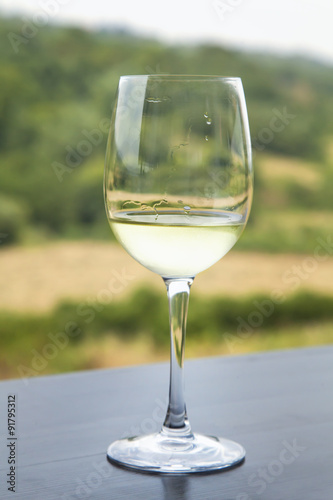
(1, 16, 333, 379)
(2, 288, 333, 378)
(1, 16, 333, 248)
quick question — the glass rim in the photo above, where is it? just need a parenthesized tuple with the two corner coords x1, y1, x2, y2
(119, 74, 242, 82)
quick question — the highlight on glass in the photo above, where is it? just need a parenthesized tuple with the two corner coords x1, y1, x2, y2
(104, 75, 253, 473)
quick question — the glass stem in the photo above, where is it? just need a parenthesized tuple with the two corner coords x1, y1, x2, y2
(162, 278, 194, 437)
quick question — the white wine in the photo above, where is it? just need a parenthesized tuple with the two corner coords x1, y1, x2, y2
(110, 210, 245, 278)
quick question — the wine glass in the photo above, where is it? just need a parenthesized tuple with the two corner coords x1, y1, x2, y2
(104, 75, 253, 473)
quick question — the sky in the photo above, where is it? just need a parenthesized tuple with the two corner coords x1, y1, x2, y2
(1, 0, 333, 65)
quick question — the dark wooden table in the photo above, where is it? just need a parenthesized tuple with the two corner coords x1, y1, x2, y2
(1, 346, 333, 499)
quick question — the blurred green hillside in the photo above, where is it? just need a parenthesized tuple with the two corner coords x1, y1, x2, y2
(1, 16, 333, 380)
(1, 16, 333, 249)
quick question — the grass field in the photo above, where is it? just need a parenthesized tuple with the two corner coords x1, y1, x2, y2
(1, 153, 333, 381)
(1, 240, 332, 381)
(1, 241, 333, 312)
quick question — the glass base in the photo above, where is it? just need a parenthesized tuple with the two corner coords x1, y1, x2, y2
(107, 429, 245, 474)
